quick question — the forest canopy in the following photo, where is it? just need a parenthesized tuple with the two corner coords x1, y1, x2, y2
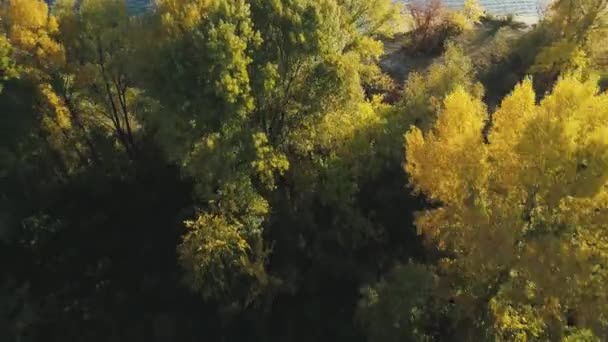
(1, 0, 608, 341)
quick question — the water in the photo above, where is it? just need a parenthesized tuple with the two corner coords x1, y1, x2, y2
(128, 0, 547, 17)
(45, 0, 153, 15)
(45, 0, 551, 20)
(402, 0, 551, 17)
(125, 0, 547, 17)
(125, 0, 154, 14)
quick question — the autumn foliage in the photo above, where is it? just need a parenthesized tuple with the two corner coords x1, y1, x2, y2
(1, 0, 608, 341)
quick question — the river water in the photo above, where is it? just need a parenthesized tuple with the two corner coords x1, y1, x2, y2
(401, 0, 552, 20)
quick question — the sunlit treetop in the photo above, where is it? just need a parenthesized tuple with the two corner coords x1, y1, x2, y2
(532, 0, 608, 76)
(1, 0, 64, 71)
(405, 75, 608, 339)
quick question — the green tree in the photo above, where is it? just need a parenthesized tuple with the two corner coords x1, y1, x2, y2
(134, 0, 405, 311)
(53, 0, 141, 161)
(357, 263, 437, 342)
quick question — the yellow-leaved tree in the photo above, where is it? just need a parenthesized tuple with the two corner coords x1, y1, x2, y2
(1, 0, 64, 72)
(450, 0, 484, 32)
(532, 0, 608, 78)
(405, 75, 608, 340)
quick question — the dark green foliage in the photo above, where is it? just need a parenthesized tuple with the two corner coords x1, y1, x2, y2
(357, 263, 436, 342)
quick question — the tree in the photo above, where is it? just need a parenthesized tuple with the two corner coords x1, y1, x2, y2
(0, 0, 81, 174)
(408, 0, 450, 53)
(13, 0, 608, 340)
(394, 42, 483, 138)
(0, 0, 64, 73)
(463, 0, 483, 25)
(407, 0, 481, 54)
(532, 0, 608, 79)
(357, 263, 437, 342)
(0, 34, 18, 93)
(338, 0, 408, 38)
(404, 75, 608, 340)
(133, 0, 407, 315)
(53, 0, 141, 161)
(1, 0, 141, 174)
(450, 0, 484, 32)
